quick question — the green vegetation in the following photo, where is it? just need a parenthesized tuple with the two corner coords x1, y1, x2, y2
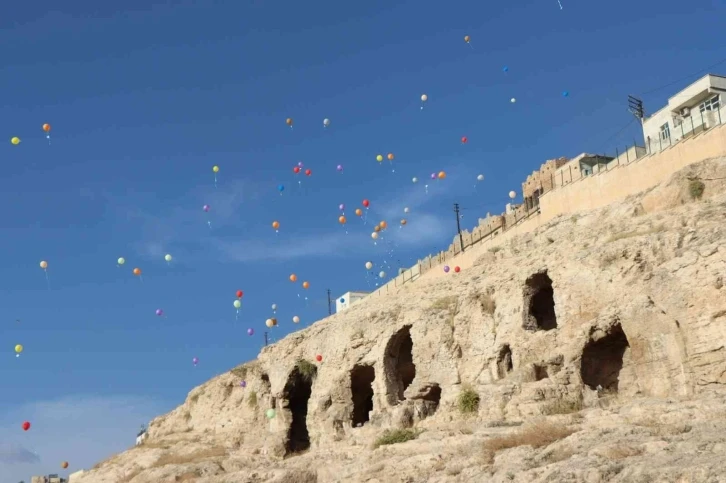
(373, 428, 420, 448)
(247, 390, 258, 408)
(458, 387, 481, 414)
(689, 179, 705, 200)
(295, 359, 318, 382)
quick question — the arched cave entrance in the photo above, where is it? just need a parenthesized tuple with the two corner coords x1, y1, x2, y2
(350, 364, 375, 427)
(283, 364, 315, 455)
(384, 325, 417, 404)
(580, 323, 630, 393)
(497, 345, 514, 379)
(522, 271, 557, 331)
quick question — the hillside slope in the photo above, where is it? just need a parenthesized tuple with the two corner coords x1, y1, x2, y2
(73, 157, 726, 483)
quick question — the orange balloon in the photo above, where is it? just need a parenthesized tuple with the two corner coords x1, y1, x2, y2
(289, 274, 297, 282)
(272, 221, 280, 230)
(338, 215, 346, 224)
(438, 171, 446, 179)
(464, 35, 470, 43)
(61, 461, 68, 469)
(302, 281, 310, 289)
(355, 208, 363, 216)
(379, 221, 387, 229)
(133, 268, 141, 276)
(401, 219, 407, 225)
(374, 225, 381, 232)
(387, 153, 394, 161)
(286, 118, 293, 126)
(42, 123, 51, 132)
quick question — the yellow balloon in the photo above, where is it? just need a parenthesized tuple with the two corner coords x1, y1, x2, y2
(11, 137, 20, 145)
(39, 261, 48, 270)
(212, 165, 219, 173)
(15, 344, 23, 354)
(376, 154, 383, 162)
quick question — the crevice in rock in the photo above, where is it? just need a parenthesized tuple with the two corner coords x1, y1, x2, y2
(534, 364, 549, 381)
(350, 364, 375, 427)
(522, 271, 558, 331)
(497, 345, 514, 379)
(283, 366, 314, 455)
(580, 323, 630, 393)
(384, 325, 417, 404)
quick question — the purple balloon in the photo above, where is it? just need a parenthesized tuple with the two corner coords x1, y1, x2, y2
(297, 161, 304, 167)
(240, 380, 247, 388)
(430, 173, 436, 179)
(155, 309, 163, 316)
(247, 328, 254, 336)
(336, 164, 343, 172)
(192, 357, 199, 364)
(203, 204, 210, 212)
(443, 265, 450, 273)
(339, 203, 345, 211)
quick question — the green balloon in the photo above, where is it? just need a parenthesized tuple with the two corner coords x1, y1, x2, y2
(265, 409, 276, 419)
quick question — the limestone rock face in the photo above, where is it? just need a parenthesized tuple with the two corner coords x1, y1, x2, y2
(71, 158, 726, 483)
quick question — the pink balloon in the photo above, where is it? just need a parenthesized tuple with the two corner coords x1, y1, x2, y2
(203, 204, 210, 212)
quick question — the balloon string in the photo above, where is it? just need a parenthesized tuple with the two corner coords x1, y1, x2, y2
(44, 270, 50, 291)
(214, 174, 218, 189)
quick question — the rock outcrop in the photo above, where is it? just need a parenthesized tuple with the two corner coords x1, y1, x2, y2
(73, 157, 726, 483)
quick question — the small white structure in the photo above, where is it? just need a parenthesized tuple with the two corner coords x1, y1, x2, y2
(642, 73, 726, 153)
(135, 426, 148, 446)
(335, 291, 369, 313)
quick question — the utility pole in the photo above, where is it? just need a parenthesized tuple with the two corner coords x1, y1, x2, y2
(264, 332, 268, 347)
(454, 203, 465, 253)
(628, 95, 645, 120)
(326, 289, 332, 315)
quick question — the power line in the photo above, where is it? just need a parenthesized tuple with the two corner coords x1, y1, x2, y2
(326, 289, 332, 315)
(639, 56, 726, 97)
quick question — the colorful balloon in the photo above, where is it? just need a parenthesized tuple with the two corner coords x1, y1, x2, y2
(234, 300, 241, 309)
(293, 166, 301, 174)
(454, 266, 461, 273)
(374, 225, 381, 232)
(15, 344, 23, 354)
(412, 177, 418, 183)
(387, 153, 394, 161)
(305, 168, 312, 176)
(365, 261, 373, 270)
(286, 118, 293, 126)
(379, 271, 386, 278)
(133, 268, 142, 276)
(290, 274, 297, 282)
(271, 303, 277, 311)
(421, 94, 428, 102)
(266, 409, 276, 419)
(477, 174, 484, 181)
(11, 137, 20, 145)
(203, 204, 210, 212)
(362, 199, 370, 208)
(212, 165, 219, 173)
(509, 191, 516, 199)
(240, 380, 247, 387)
(562, 91, 569, 97)
(400, 219, 407, 225)
(444, 265, 450, 273)
(292, 315, 300, 323)
(265, 318, 274, 328)
(155, 309, 163, 316)
(510, 98, 516, 103)
(371, 232, 378, 239)
(117, 257, 126, 265)
(379, 220, 387, 229)
(404, 207, 410, 213)
(315, 354, 323, 362)
(42, 124, 51, 132)
(464, 35, 470, 43)
(22, 421, 30, 431)
(247, 328, 254, 336)
(376, 154, 383, 162)
(338, 215, 347, 225)
(355, 208, 363, 216)
(61, 461, 69, 469)
(302, 281, 310, 289)
(438, 171, 446, 179)
(39, 261, 48, 269)
(461, 136, 468, 144)
(236, 290, 243, 298)
(278, 184, 285, 192)
(192, 357, 199, 365)
(272, 221, 280, 230)
(164, 254, 172, 262)
(503, 66, 509, 72)
(336, 164, 343, 172)
(338, 203, 345, 211)
(323, 118, 330, 127)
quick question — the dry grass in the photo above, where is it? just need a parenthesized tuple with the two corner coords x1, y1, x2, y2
(605, 224, 665, 243)
(140, 440, 172, 449)
(152, 446, 227, 468)
(374, 428, 420, 448)
(430, 295, 458, 311)
(601, 444, 644, 460)
(247, 390, 258, 407)
(542, 444, 576, 464)
(483, 420, 577, 454)
(119, 467, 143, 482)
(627, 414, 692, 437)
(540, 398, 583, 416)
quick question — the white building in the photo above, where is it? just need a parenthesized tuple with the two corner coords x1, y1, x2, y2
(642, 74, 726, 154)
(335, 291, 369, 313)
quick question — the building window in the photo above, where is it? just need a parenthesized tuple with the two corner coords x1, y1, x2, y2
(659, 122, 670, 140)
(699, 94, 720, 113)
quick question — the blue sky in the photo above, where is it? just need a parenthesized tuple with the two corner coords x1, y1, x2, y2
(1, 0, 724, 479)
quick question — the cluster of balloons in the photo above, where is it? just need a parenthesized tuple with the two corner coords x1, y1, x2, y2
(443, 265, 461, 273)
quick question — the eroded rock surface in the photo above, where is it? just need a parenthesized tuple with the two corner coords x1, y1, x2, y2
(73, 158, 726, 483)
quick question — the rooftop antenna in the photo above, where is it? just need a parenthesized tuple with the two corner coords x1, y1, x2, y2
(628, 95, 645, 120)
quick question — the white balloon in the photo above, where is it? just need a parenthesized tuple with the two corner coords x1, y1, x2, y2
(365, 261, 373, 270)
(323, 118, 330, 127)
(510, 98, 516, 103)
(509, 191, 516, 199)
(403, 207, 410, 214)
(233, 300, 241, 309)
(412, 177, 418, 183)
(371, 232, 379, 239)
(265, 318, 274, 328)
(477, 174, 484, 181)
(271, 304, 277, 311)
(421, 94, 428, 102)
(292, 315, 300, 323)
(379, 271, 386, 278)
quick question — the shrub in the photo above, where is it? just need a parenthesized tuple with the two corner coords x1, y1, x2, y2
(247, 390, 258, 407)
(688, 179, 705, 200)
(458, 387, 480, 414)
(295, 359, 318, 382)
(483, 420, 576, 453)
(374, 428, 419, 448)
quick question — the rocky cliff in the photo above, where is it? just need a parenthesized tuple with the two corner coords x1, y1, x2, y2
(74, 157, 726, 483)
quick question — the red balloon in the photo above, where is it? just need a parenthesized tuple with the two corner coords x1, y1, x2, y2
(305, 168, 312, 176)
(293, 166, 301, 174)
(315, 354, 322, 362)
(362, 199, 370, 208)
(461, 136, 468, 143)
(22, 421, 30, 431)
(236, 290, 243, 298)
(454, 266, 461, 273)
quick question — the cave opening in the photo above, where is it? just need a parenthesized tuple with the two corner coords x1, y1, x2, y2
(384, 325, 417, 403)
(350, 364, 375, 427)
(580, 323, 630, 393)
(283, 364, 315, 455)
(523, 271, 558, 331)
